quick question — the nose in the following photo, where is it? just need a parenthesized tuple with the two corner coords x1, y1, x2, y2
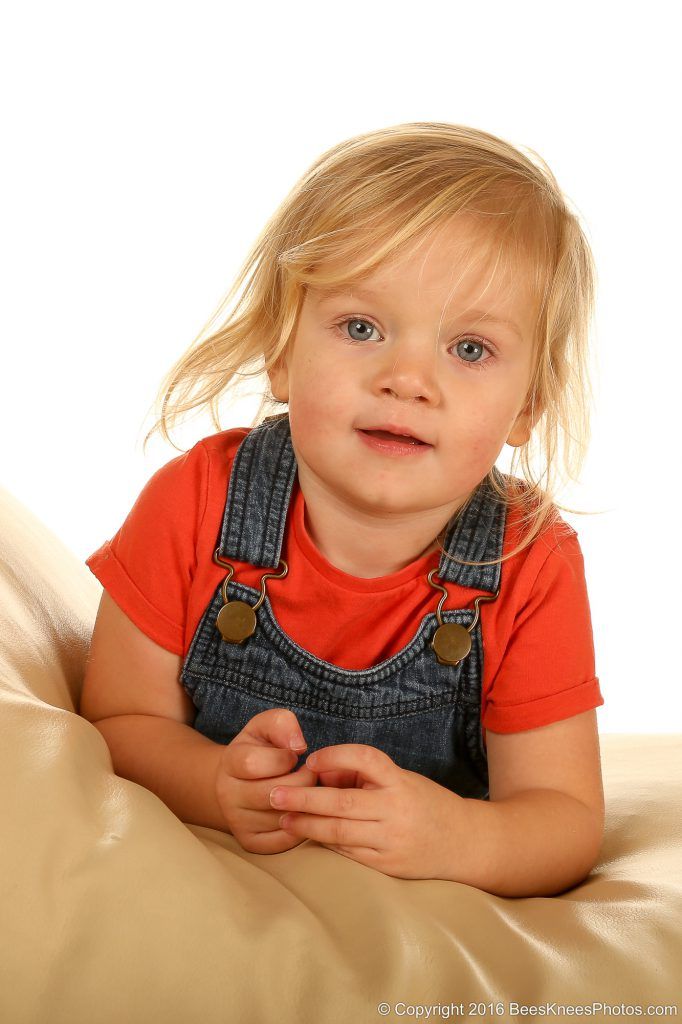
(373, 335, 440, 403)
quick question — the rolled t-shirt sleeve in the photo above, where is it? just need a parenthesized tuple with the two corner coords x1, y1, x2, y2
(483, 530, 604, 734)
(85, 441, 210, 656)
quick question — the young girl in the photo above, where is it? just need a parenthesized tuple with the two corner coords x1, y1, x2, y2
(80, 121, 605, 898)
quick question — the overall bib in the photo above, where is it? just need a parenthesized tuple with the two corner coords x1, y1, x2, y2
(180, 413, 508, 800)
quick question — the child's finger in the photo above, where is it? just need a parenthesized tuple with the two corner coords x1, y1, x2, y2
(237, 821, 310, 855)
(229, 801, 312, 853)
(225, 740, 299, 781)
(225, 707, 310, 780)
(254, 763, 318, 798)
(238, 707, 308, 754)
(306, 744, 397, 787)
(234, 764, 319, 829)
(317, 769, 359, 788)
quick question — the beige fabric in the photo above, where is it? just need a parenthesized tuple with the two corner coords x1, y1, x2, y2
(1, 483, 680, 1023)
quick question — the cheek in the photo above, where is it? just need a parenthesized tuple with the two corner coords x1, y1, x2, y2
(288, 345, 339, 398)
(292, 398, 351, 450)
(452, 414, 508, 467)
(457, 411, 500, 444)
(289, 358, 352, 426)
(288, 385, 340, 444)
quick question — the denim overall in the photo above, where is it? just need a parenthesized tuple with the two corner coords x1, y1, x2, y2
(180, 412, 507, 799)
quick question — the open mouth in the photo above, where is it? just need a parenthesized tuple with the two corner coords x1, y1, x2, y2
(359, 429, 428, 446)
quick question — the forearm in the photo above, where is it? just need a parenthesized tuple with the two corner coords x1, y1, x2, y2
(92, 714, 229, 832)
(443, 788, 604, 897)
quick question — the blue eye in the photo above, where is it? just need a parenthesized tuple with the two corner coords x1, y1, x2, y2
(450, 337, 493, 370)
(456, 338, 486, 363)
(343, 318, 381, 343)
(333, 316, 494, 370)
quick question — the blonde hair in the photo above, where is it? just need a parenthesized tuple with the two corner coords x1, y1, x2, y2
(142, 121, 600, 568)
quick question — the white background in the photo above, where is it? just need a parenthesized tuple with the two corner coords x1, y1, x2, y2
(1, 1, 680, 733)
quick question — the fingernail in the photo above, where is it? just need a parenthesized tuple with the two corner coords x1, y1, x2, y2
(289, 734, 306, 750)
(270, 788, 285, 807)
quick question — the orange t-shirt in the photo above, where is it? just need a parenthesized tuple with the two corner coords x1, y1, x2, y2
(85, 428, 604, 745)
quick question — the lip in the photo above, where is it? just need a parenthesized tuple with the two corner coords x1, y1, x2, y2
(356, 429, 433, 457)
(357, 423, 432, 446)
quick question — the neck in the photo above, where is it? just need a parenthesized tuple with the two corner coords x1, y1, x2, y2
(297, 472, 460, 579)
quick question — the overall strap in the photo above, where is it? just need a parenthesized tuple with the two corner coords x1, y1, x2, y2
(437, 469, 507, 593)
(217, 412, 296, 567)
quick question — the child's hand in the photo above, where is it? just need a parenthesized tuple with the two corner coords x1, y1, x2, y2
(214, 708, 319, 854)
(267, 744, 466, 880)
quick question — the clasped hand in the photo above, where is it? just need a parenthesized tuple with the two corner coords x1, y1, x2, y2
(273, 742, 464, 879)
(215, 708, 464, 879)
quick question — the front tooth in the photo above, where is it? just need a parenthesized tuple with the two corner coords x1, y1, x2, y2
(368, 430, 416, 442)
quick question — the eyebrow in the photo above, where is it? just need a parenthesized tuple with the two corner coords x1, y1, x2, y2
(316, 288, 523, 340)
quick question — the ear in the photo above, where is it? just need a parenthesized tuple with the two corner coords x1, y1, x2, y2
(267, 352, 290, 404)
(506, 396, 544, 448)
(506, 411, 532, 448)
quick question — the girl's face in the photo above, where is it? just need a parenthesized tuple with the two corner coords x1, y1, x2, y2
(269, 217, 539, 525)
